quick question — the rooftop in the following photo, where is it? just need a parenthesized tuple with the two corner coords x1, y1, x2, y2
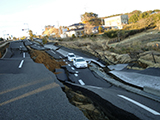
(68, 23, 85, 27)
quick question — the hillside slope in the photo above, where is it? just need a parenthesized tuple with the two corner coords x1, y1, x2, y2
(57, 29, 160, 69)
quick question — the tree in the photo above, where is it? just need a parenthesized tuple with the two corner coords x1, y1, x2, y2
(81, 12, 98, 23)
(131, 10, 142, 15)
(139, 12, 149, 20)
(81, 12, 101, 35)
(129, 13, 139, 23)
(0, 37, 4, 41)
(72, 34, 76, 38)
(29, 30, 33, 40)
(98, 26, 103, 33)
(153, 9, 160, 12)
(42, 36, 48, 44)
(13, 37, 16, 40)
(20, 36, 26, 40)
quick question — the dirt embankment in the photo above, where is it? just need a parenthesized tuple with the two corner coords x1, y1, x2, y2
(29, 49, 66, 72)
(64, 86, 110, 120)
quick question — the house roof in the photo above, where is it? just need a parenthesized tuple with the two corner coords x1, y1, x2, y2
(68, 23, 85, 27)
(66, 27, 84, 32)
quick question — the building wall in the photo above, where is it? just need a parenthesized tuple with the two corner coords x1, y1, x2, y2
(66, 24, 85, 37)
(104, 15, 128, 29)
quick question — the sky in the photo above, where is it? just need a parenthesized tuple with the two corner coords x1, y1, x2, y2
(0, 0, 159, 38)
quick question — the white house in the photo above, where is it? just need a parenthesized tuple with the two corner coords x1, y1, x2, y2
(104, 15, 128, 29)
(66, 23, 85, 37)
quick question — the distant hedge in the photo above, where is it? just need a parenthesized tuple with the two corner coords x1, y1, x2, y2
(103, 30, 119, 38)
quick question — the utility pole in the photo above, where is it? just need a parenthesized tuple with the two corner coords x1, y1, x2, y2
(57, 21, 61, 37)
(84, 4, 88, 13)
(24, 23, 29, 31)
(24, 23, 29, 38)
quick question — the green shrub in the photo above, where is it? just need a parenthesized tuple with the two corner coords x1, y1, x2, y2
(42, 37, 48, 44)
(83, 35, 87, 38)
(72, 34, 76, 38)
(103, 30, 118, 38)
(90, 33, 94, 37)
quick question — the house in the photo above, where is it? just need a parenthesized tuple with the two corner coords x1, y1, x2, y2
(66, 23, 85, 37)
(60, 29, 68, 38)
(92, 26, 105, 33)
(104, 15, 128, 29)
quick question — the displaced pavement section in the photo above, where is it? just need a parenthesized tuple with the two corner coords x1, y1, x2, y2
(90, 63, 160, 102)
(109, 67, 160, 97)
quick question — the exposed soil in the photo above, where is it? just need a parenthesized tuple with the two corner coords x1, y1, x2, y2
(63, 85, 110, 120)
(29, 49, 66, 72)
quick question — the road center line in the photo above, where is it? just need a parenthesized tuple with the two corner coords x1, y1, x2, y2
(19, 60, 24, 69)
(74, 74, 78, 77)
(118, 95, 160, 115)
(78, 79, 85, 85)
(51, 50, 56, 54)
(23, 52, 25, 58)
(71, 67, 75, 70)
(87, 86, 102, 89)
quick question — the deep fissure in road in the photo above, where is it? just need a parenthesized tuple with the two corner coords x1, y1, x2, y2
(0, 43, 9, 58)
(27, 47, 140, 120)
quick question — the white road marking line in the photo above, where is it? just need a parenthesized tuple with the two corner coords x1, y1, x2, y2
(68, 64, 71, 66)
(59, 56, 62, 58)
(66, 62, 68, 64)
(63, 60, 65, 62)
(74, 74, 78, 77)
(19, 60, 24, 69)
(118, 95, 160, 115)
(87, 86, 102, 89)
(71, 67, 75, 70)
(75, 71, 79, 73)
(51, 50, 56, 54)
(78, 79, 85, 85)
(23, 52, 25, 58)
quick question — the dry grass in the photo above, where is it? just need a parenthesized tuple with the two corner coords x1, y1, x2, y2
(57, 29, 160, 68)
